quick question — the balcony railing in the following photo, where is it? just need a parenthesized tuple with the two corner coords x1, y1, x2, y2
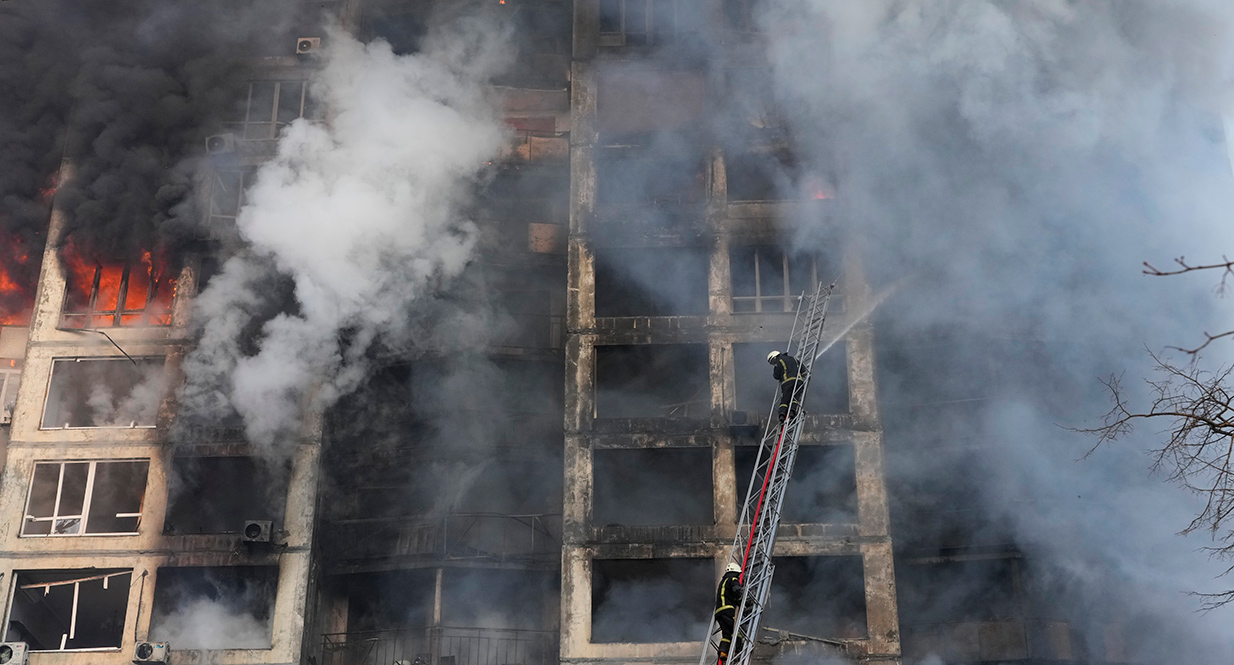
(321, 626, 558, 665)
(328, 513, 561, 564)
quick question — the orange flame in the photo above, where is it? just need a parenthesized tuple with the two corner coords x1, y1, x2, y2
(0, 233, 35, 326)
(61, 240, 177, 328)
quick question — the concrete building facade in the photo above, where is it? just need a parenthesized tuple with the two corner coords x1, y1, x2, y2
(0, 2, 1138, 665)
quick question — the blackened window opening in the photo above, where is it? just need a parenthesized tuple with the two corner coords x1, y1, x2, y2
(591, 558, 712, 643)
(766, 556, 867, 638)
(596, 133, 706, 216)
(898, 558, 1020, 624)
(726, 151, 796, 202)
(733, 342, 848, 416)
(149, 566, 278, 649)
(735, 445, 855, 524)
(7, 569, 131, 650)
(164, 457, 286, 535)
(594, 448, 713, 526)
(595, 247, 709, 317)
(595, 344, 710, 418)
(23, 460, 149, 536)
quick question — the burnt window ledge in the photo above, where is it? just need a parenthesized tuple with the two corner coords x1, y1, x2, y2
(590, 417, 711, 434)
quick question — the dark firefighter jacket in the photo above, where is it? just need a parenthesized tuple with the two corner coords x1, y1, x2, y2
(772, 354, 804, 384)
(715, 570, 743, 614)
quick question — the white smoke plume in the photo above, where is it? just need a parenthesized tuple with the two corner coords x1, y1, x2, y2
(179, 18, 510, 454)
(149, 597, 272, 650)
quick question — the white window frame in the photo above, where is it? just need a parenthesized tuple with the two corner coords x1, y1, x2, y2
(40, 356, 164, 430)
(731, 247, 820, 314)
(21, 460, 147, 537)
(598, 0, 693, 47)
(7, 569, 132, 651)
(224, 79, 309, 140)
(0, 362, 20, 424)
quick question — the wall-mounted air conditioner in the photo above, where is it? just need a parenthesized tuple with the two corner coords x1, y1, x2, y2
(296, 37, 321, 55)
(204, 133, 236, 154)
(242, 519, 272, 543)
(133, 641, 169, 663)
(0, 642, 29, 665)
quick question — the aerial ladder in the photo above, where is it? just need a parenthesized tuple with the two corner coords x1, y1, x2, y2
(699, 281, 836, 665)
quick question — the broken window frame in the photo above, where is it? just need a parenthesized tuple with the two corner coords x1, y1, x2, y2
(7, 569, 132, 651)
(223, 79, 309, 141)
(731, 246, 819, 313)
(0, 359, 20, 424)
(205, 166, 258, 236)
(40, 356, 166, 430)
(21, 460, 149, 537)
(598, 0, 696, 47)
(59, 253, 177, 329)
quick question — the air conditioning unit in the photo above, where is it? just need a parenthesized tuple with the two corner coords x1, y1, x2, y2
(0, 642, 29, 665)
(296, 37, 321, 54)
(204, 133, 236, 154)
(133, 641, 169, 663)
(242, 519, 272, 543)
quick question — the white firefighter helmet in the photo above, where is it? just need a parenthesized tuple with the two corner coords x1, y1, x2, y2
(726, 562, 742, 574)
(766, 350, 782, 363)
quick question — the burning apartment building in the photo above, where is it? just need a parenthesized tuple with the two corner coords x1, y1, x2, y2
(1, 1, 1234, 665)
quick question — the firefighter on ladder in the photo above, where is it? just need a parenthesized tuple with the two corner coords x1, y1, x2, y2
(713, 562, 743, 665)
(767, 350, 805, 422)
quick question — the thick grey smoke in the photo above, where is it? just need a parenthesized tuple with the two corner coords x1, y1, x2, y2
(756, 0, 1234, 659)
(179, 19, 511, 453)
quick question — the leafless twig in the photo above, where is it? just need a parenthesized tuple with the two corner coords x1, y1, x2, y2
(1143, 256, 1234, 293)
(1142, 257, 1234, 356)
(1077, 352, 1234, 605)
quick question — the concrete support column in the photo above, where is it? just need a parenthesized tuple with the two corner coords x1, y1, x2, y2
(711, 340, 738, 529)
(861, 541, 902, 661)
(560, 547, 592, 659)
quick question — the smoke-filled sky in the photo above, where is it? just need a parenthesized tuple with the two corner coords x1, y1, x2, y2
(757, 0, 1234, 660)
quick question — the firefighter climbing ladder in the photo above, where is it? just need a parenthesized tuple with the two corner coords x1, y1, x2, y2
(698, 281, 836, 665)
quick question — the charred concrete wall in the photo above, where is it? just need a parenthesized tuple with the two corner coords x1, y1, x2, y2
(559, 3, 900, 663)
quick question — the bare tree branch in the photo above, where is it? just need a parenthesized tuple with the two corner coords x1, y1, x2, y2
(1143, 255, 1234, 287)
(1078, 352, 1234, 606)
(1168, 330, 1234, 357)
(1142, 257, 1234, 356)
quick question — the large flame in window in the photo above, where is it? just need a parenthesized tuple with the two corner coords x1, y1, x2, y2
(0, 233, 36, 326)
(60, 240, 177, 329)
